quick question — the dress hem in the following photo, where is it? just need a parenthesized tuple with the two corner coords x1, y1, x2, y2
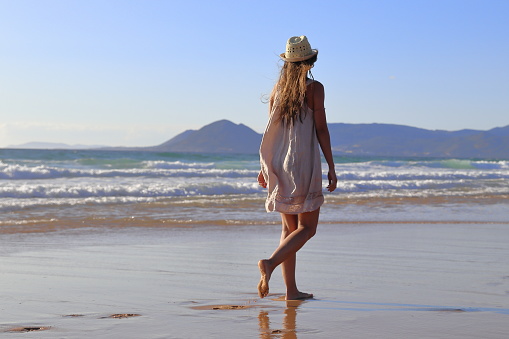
(265, 193, 324, 214)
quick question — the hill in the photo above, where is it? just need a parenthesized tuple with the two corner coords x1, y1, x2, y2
(145, 120, 509, 159)
(10, 120, 509, 159)
(147, 120, 261, 154)
(327, 123, 509, 158)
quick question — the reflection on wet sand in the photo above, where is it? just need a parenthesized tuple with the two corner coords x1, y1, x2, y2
(259, 300, 303, 338)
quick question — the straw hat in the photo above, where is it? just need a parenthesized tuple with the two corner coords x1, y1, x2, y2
(280, 36, 318, 62)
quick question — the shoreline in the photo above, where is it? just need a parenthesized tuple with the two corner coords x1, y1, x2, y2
(1, 215, 508, 235)
(2, 218, 508, 236)
(2, 192, 509, 236)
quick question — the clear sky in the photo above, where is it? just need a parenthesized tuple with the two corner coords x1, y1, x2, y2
(1, 0, 508, 147)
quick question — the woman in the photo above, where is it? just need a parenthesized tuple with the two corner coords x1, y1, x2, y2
(257, 36, 337, 300)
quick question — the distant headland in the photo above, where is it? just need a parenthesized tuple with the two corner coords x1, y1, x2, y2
(6, 120, 509, 159)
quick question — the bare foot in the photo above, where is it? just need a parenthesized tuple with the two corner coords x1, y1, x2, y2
(286, 291, 313, 300)
(257, 260, 271, 298)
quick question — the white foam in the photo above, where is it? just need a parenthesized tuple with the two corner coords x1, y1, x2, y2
(0, 181, 262, 199)
(2, 153, 509, 213)
(143, 160, 215, 169)
(0, 163, 258, 180)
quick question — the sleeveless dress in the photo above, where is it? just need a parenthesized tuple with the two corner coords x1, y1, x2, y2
(259, 80, 324, 214)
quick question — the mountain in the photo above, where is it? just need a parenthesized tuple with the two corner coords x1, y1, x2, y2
(146, 120, 509, 159)
(327, 123, 509, 158)
(8, 120, 509, 159)
(146, 120, 262, 154)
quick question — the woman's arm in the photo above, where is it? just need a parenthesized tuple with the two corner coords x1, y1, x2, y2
(258, 93, 275, 189)
(309, 81, 337, 192)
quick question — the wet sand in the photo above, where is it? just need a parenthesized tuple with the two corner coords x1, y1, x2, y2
(1, 222, 509, 338)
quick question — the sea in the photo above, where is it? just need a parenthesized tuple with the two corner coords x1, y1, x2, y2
(1, 149, 508, 234)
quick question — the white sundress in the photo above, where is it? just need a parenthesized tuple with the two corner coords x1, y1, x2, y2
(259, 80, 324, 214)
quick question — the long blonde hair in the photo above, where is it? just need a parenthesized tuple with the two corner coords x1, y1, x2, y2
(271, 55, 317, 125)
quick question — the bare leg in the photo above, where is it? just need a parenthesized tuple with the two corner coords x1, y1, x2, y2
(258, 209, 319, 299)
(280, 214, 300, 299)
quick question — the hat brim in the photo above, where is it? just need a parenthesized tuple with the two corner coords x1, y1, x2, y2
(280, 49, 318, 62)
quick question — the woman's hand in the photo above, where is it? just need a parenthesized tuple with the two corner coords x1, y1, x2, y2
(258, 171, 267, 188)
(327, 170, 337, 192)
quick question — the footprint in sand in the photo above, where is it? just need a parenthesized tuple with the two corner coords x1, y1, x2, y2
(212, 305, 247, 310)
(6, 326, 51, 333)
(100, 314, 141, 319)
(64, 314, 85, 317)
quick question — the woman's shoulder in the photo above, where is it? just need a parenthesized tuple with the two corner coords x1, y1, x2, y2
(306, 80, 324, 96)
(308, 79, 323, 88)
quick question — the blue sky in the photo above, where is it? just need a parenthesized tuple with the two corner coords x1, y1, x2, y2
(1, 0, 508, 147)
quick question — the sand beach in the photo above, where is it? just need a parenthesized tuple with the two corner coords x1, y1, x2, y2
(1, 219, 508, 338)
